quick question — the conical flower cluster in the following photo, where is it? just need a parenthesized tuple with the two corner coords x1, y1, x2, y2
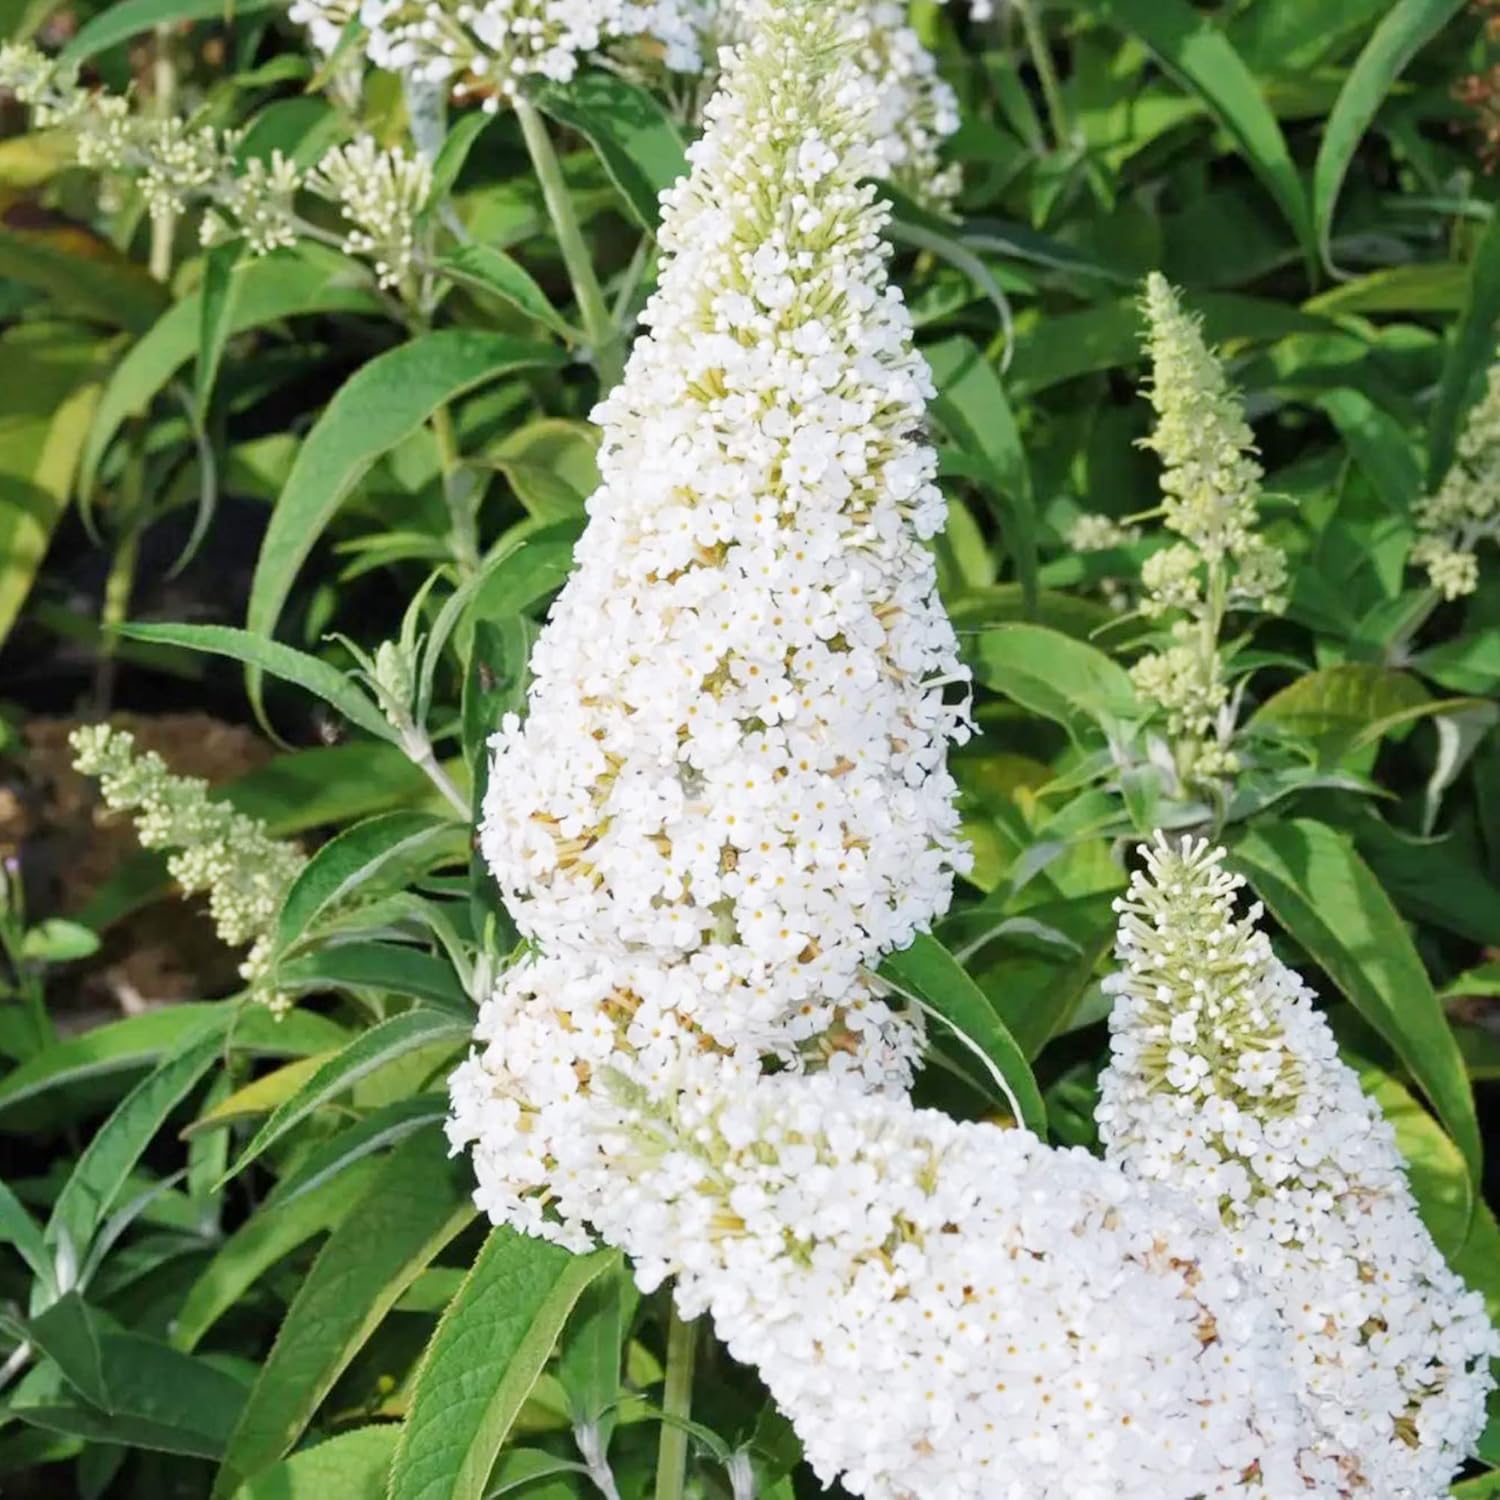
(1098, 835, 1497, 1495)
(474, 0, 972, 1085)
(1131, 275, 1287, 781)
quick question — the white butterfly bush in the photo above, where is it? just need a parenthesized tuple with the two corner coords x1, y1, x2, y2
(472, 0, 974, 1078)
(447, 7, 1335, 1494)
(287, 0, 982, 204)
(1098, 835, 1497, 1496)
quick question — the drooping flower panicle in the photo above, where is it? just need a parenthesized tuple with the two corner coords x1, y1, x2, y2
(1098, 835, 1497, 1496)
(455, 1031, 1312, 1499)
(70, 725, 305, 1012)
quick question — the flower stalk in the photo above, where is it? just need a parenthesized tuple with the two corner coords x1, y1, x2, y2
(513, 93, 625, 391)
(652, 1305, 697, 1500)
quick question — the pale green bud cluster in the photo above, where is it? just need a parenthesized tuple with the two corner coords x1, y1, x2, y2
(1, 45, 239, 227)
(1067, 511, 1139, 552)
(1139, 273, 1272, 571)
(69, 725, 305, 1012)
(1411, 360, 1500, 599)
(1128, 641, 1230, 763)
(202, 151, 303, 257)
(1131, 274, 1286, 784)
(308, 137, 433, 291)
(0, 43, 432, 291)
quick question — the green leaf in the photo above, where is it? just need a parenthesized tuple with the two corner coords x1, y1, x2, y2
(463, 614, 536, 770)
(1305, 263, 1468, 317)
(1326, 0, 1464, 274)
(18, 1301, 249, 1459)
(189, 1056, 329, 1135)
(196, 239, 245, 420)
(1312, 0, 1465, 276)
(246, 330, 564, 668)
(946, 892, 1118, 1062)
(27, 1293, 106, 1407)
(437, 245, 574, 339)
(232, 1425, 399, 1500)
(427, 111, 494, 207)
(1453, 1465, 1500, 1497)
(269, 1095, 448, 1211)
(0, 1175, 54, 1293)
(1085, 0, 1313, 261)
(1429, 210, 1500, 486)
(213, 1130, 475, 1497)
(172, 1160, 381, 1353)
(1249, 663, 1431, 765)
(0, 327, 107, 646)
(1354, 1059, 1472, 1258)
(1006, 294, 1326, 396)
(0, 1004, 345, 1129)
(0, 226, 167, 333)
(278, 943, 469, 1012)
(1229, 820, 1481, 1197)
(19, 918, 99, 964)
(925, 337, 1036, 609)
(116, 622, 396, 744)
(556, 1262, 629, 1427)
(46, 1017, 226, 1261)
(223, 1010, 468, 1183)
(222, 743, 435, 838)
(535, 73, 687, 229)
(482, 1449, 589, 1497)
(275, 811, 466, 953)
(79, 253, 382, 502)
(1314, 389, 1421, 517)
(60, 0, 279, 60)
(1354, 813, 1500, 948)
(388, 1231, 616, 1500)
(878, 934, 1047, 1135)
(460, 520, 582, 657)
(971, 623, 1138, 746)
(1415, 627, 1500, 696)
(481, 418, 599, 522)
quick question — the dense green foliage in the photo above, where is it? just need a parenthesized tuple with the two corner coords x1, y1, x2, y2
(2, 0, 1500, 1495)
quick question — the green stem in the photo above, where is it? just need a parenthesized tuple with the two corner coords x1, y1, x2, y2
(0, 914, 52, 1053)
(408, 737, 471, 818)
(94, 521, 141, 713)
(653, 1303, 698, 1500)
(513, 94, 626, 391)
(1015, 0, 1071, 152)
(431, 403, 479, 578)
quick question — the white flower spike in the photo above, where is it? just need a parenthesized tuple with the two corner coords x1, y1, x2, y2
(1099, 834, 1497, 1496)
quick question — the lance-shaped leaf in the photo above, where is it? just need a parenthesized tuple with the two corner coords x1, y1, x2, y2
(1230, 819, 1481, 1201)
(388, 1231, 616, 1500)
(246, 331, 565, 665)
(212, 1130, 474, 1496)
(879, 934, 1047, 1135)
(221, 1010, 469, 1184)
